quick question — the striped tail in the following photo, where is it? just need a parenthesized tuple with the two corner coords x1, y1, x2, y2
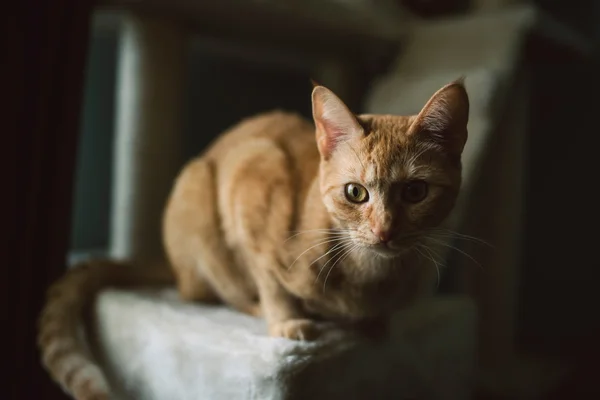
(37, 258, 174, 400)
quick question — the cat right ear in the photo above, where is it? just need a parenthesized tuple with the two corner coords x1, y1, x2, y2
(410, 79, 470, 156)
(312, 86, 363, 160)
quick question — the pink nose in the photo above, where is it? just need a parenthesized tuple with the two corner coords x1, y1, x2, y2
(371, 227, 391, 243)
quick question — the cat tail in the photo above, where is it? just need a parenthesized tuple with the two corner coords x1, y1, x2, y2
(37, 258, 175, 400)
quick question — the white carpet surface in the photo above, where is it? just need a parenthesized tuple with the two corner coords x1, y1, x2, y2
(92, 290, 476, 400)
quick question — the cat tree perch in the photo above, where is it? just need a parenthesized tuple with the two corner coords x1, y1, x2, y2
(93, 289, 475, 400)
(78, 2, 560, 399)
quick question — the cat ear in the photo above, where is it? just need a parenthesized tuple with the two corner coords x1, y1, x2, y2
(312, 85, 363, 160)
(410, 78, 469, 156)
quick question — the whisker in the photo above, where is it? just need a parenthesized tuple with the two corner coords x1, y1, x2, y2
(426, 228, 493, 248)
(415, 245, 442, 288)
(323, 244, 357, 293)
(422, 243, 446, 265)
(287, 228, 347, 234)
(308, 241, 351, 269)
(414, 245, 427, 261)
(284, 229, 351, 243)
(315, 242, 354, 283)
(288, 237, 346, 270)
(305, 235, 351, 247)
(426, 237, 483, 269)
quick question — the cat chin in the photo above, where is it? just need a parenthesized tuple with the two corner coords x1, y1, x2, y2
(372, 250, 400, 259)
(365, 244, 404, 259)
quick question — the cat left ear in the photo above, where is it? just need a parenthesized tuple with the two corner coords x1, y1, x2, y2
(312, 86, 363, 160)
(410, 78, 470, 156)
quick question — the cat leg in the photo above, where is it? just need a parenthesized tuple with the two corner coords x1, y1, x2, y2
(163, 158, 260, 316)
(177, 264, 220, 304)
(224, 138, 320, 339)
(179, 237, 260, 316)
(253, 266, 320, 340)
(178, 264, 261, 316)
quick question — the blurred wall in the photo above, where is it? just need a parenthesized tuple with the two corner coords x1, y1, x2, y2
(518, 0, 600, 358)
(70, 28, 312, 251)
(70, 30, 117, 251)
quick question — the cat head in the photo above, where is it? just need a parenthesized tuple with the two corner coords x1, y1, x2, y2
(312, 79, 469, 258)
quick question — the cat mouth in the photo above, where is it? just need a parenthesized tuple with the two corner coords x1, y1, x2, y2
(368, 242, 403, 258)
(365, 237, 420, 258)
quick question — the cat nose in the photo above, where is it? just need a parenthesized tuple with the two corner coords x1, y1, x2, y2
(371, 227, 391, 243)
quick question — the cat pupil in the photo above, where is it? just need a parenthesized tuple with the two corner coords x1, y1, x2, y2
(345, 183, 368, 203)
(402, 180, 428, 203)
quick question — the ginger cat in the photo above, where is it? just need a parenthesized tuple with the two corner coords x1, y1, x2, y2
(38, 79, 469, 400)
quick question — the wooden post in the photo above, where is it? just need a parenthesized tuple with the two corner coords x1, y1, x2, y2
(110, 14, 186, 261)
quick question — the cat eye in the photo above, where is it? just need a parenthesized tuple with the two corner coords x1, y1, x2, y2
(401, 180, 428, 203)
(344, 183, 369, 203)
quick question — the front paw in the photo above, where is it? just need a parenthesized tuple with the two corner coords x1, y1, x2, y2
(236, 302, 262, 317)
(268, 319, 320, 341)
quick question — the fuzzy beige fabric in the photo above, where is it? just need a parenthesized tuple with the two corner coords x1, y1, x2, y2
(91, 290, 476, 400)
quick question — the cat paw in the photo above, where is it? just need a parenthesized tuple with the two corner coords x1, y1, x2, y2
(232, 301, 262, 317)
(246, 303, 263, 317)
(268, 319, 320, 341)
